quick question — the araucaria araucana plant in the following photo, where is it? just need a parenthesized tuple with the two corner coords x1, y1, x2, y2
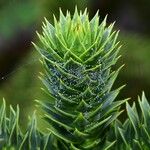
(33, 8, 126, 149)
(0, 8, 150, 150)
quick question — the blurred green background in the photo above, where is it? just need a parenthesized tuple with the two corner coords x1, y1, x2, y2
(0, 0, 150, 128)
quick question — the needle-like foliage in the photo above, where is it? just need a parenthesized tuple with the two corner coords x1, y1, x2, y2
(0, 99, 51, 149)
(109, 92, 150, 150)
(33, 8, 126, 149)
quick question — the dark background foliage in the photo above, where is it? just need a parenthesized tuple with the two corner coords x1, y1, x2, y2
(0, 0, 149, 127)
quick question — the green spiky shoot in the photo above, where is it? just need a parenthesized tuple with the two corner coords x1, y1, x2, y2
(33, 8, 125, 149)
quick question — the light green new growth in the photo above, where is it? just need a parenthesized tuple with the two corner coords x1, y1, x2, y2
(34, 8, 125, 149)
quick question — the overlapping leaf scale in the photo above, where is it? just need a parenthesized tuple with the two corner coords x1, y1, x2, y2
(0, 100, 52, 149)
(109, 92, 150, 150)
(35, 8, 124, 149)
